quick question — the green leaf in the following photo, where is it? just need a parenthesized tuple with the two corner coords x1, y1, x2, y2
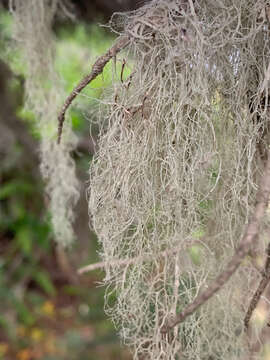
(13, 298, 35, 326)
(188, 245, 203, 266)
(191, 227, 205, 239)
(0, 181, 33, 199)
(15, 227, 33, 256)
(70, 109, 83, 131)
(33, 270, 56, 296)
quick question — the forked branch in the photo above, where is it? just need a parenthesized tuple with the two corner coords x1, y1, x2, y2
(57, 35, 130, 144)
(161, 149, 270, 334)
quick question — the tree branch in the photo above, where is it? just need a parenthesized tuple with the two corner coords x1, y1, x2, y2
(78, 240, 200, 275)
(244, 242, 270, 329)
(57, 35, 130, 144)
(161, 149, 270, 334)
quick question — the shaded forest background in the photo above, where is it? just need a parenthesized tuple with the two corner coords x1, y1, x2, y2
(0, 1, 148, 359)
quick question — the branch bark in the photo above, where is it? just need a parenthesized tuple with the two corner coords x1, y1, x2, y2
(161, 149, 270, 334)
(244, 242, 270, 329)
(57, 35, 130, 144)
(78, 241, 197, 275)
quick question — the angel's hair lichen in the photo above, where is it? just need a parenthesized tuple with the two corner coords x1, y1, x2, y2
(10, 0, 80, 247)
(89, 0, 270, 358)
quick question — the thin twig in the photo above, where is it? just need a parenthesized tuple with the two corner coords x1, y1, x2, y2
(57, 35, 130, 144)
(78, 240, 198, 275)
(161, 149, 270, 334)
(260, 61, 270, 95)
(244, 242, 270, 329)
(120, 58, 126, 83)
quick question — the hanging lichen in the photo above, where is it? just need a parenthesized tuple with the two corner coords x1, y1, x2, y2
(52, 0, 270, 358)
(86, 0, 270, 359)
(10, 0, 80, 247)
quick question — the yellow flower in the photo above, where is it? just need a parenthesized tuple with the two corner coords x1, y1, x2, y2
(41, 301, 55, 317)
(30, 327, 43, 342)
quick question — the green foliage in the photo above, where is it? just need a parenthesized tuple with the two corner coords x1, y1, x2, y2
(0, 172, 53, 330)
(0, 180, 33, 200)
(0, 12, 24, 74)
(56, 24, 116, 93)
(188, 245, 204, 266)
(0, 10, 127, 358)
(1, 12, 119, 138)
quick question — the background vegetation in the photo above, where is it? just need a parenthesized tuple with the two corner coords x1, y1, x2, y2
(0, 6, 132, 360)
(2, 1, 270, 359)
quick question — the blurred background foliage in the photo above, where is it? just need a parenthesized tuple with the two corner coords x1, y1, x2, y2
(0, 2, 139, 359)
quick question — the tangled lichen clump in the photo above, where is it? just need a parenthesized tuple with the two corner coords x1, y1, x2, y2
(10, 0, 80, 247)
(88, 0, 270, 358)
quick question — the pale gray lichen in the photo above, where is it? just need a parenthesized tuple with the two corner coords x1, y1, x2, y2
(10, 0, 80, 247)
(89, 0, 270, 358)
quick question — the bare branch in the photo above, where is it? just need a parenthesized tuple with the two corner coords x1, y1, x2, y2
(57, 35, 130, 144)
(244, 242, 270, 329)
(161, 149, 270, 334)
(78, 240, 199, 275)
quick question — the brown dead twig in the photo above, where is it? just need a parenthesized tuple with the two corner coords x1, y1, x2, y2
(120, 58, 126, 83)
(57, 35, 130, 144)
(161, 148, 270, 334)
(244, 242, 270, 329)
